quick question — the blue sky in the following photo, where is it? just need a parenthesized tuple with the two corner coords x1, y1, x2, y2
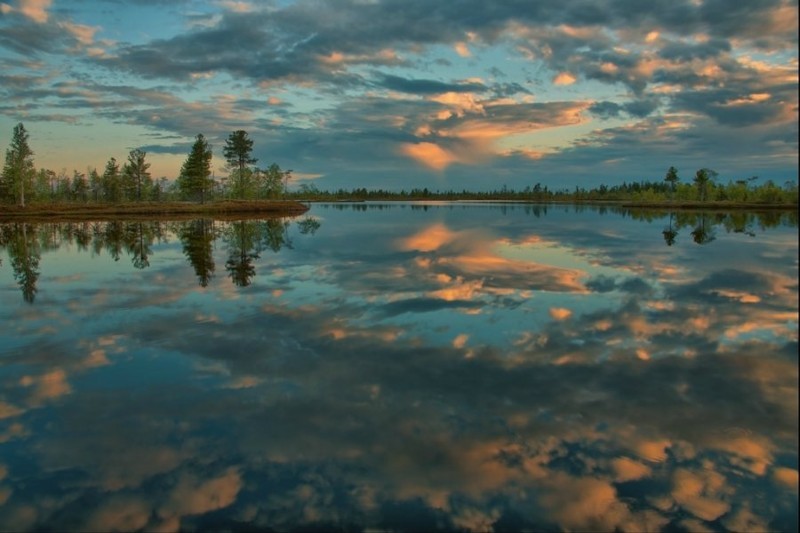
(0, 0, 797, 191)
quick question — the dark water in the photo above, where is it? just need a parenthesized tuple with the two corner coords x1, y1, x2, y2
(0, 203, 797, 532)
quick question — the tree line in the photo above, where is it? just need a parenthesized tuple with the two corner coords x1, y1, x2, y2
(0, 124, 292, 206)
(2, 123, 797, 207)
(294, 168, 797, 204)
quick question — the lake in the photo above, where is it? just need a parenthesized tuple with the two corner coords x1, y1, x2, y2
(0, 203, 797, 531)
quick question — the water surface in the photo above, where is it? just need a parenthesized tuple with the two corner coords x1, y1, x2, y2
(0, 204, 797, 531)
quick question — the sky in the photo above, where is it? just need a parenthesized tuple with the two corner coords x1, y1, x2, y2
(0, 0, 798, 192)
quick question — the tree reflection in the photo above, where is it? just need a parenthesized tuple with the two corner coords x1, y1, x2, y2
(225, 220, 261, 287)
(125, 221, 153, 269)
(0, 217, 324, 300)
(690, 213, 716, 245)
(725, 211, 756, 237)
(180, 219, 216, 287)
(296, 216, 321, 235)
(223, 218, 299, 286)
(662, 211, 678, 246)
(263, 218, 292, 253)
(102, 221, 125, 261)
(2, 223, 41, 303)
(630, 209, 798, 246)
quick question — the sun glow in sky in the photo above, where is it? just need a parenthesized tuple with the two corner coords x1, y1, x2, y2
(0, 0, 797, 190)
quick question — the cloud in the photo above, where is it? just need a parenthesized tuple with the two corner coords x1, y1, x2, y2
(772, 467, 799, 491)
(539, 474, 630, 531)
(452, 334, 469, 349)
(0, 402, 23, 419)
(553, 72, 577, 85)
(454, 42, 471, 58)
(671, 468, 731, 522)
(3, 0, 51, 23)
(549, 307, 573, 321)
(20, 369, 71, 405)
(400, 142, 458, 170)
(159, 468, 242, 519)
(611, 457, 652, 482)
(1, 0, 795, 188)
(377, 297, 481, 317)
(83, 496, 151, 533)
(376, 74, 487, 95)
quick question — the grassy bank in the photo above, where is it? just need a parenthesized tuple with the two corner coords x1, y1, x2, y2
(0, 200, 310, 221)
(618, 200, 796, 210)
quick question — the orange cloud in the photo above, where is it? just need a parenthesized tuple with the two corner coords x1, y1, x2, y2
(399, 223, 457, 252)
(84, 496, 151, 532)
(21, 369, 71, 404)
(707, 435, 774, 475)
(452, 334, 469, 349)
(0, 402, 23, 420)
(429, 278, 484, 301)
(633, 439, 671, 462)
(60, 21, 98, 45)
(218, 0, 255, 13)
(430, 92, 484, 115)
(540, 473, 631, 531)
(454, 42, 471, 57)
(611, 457, 652, 481)
(671, 468, 731, 522)
(773, 467, 799, 491)
(440, 252, 586, 292)
(549, 307, 572, 321)
(6, 0, 52, 23)
(159, 468, 242, 519)
(400, 142, 457, 170)
(553, 72, 577, 85)
(318, 48, 400, 66)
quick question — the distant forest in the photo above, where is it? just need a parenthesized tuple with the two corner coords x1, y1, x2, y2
(290, 175, 799, 205)
(2, 123, 798, 206)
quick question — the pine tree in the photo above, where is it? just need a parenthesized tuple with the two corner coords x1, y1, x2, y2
(223, 130, 257, 198)
(2, 123, 35, 207)
(664, 166, 679, 200)
(123, 149, 151, 201)
(179, 134, 213, 203)
(102, 157, 122, 202)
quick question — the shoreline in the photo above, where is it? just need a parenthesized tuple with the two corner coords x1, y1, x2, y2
(0, 200, 310, 221)
(304, 198, 797, 210)
(1, 198, 796, 221)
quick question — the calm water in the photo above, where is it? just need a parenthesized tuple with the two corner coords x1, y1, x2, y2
(0, 203, 797, 532)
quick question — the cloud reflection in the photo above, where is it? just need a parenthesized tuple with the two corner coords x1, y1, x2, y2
(0, 206, 796, 531)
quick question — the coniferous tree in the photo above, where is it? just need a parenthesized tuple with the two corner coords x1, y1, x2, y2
(88, 168, 102, 202)
(123, 149, 151, 201)
(664, 166, 679, 200)
(179, 134, 213, 203)
(102, 157, 122, 202)
(72, 170, 88, 202)
(33, 169, 53, 201)
(223, 130, 257, 198)
(693, 168, 717, 202)
(2, 123, 35, 206)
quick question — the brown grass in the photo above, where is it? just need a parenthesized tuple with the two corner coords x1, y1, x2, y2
(0, 200, 310, 221)
(619, 200, 796, 210)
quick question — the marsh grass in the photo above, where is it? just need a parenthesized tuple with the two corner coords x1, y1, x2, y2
(0, 200, 310, 221)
